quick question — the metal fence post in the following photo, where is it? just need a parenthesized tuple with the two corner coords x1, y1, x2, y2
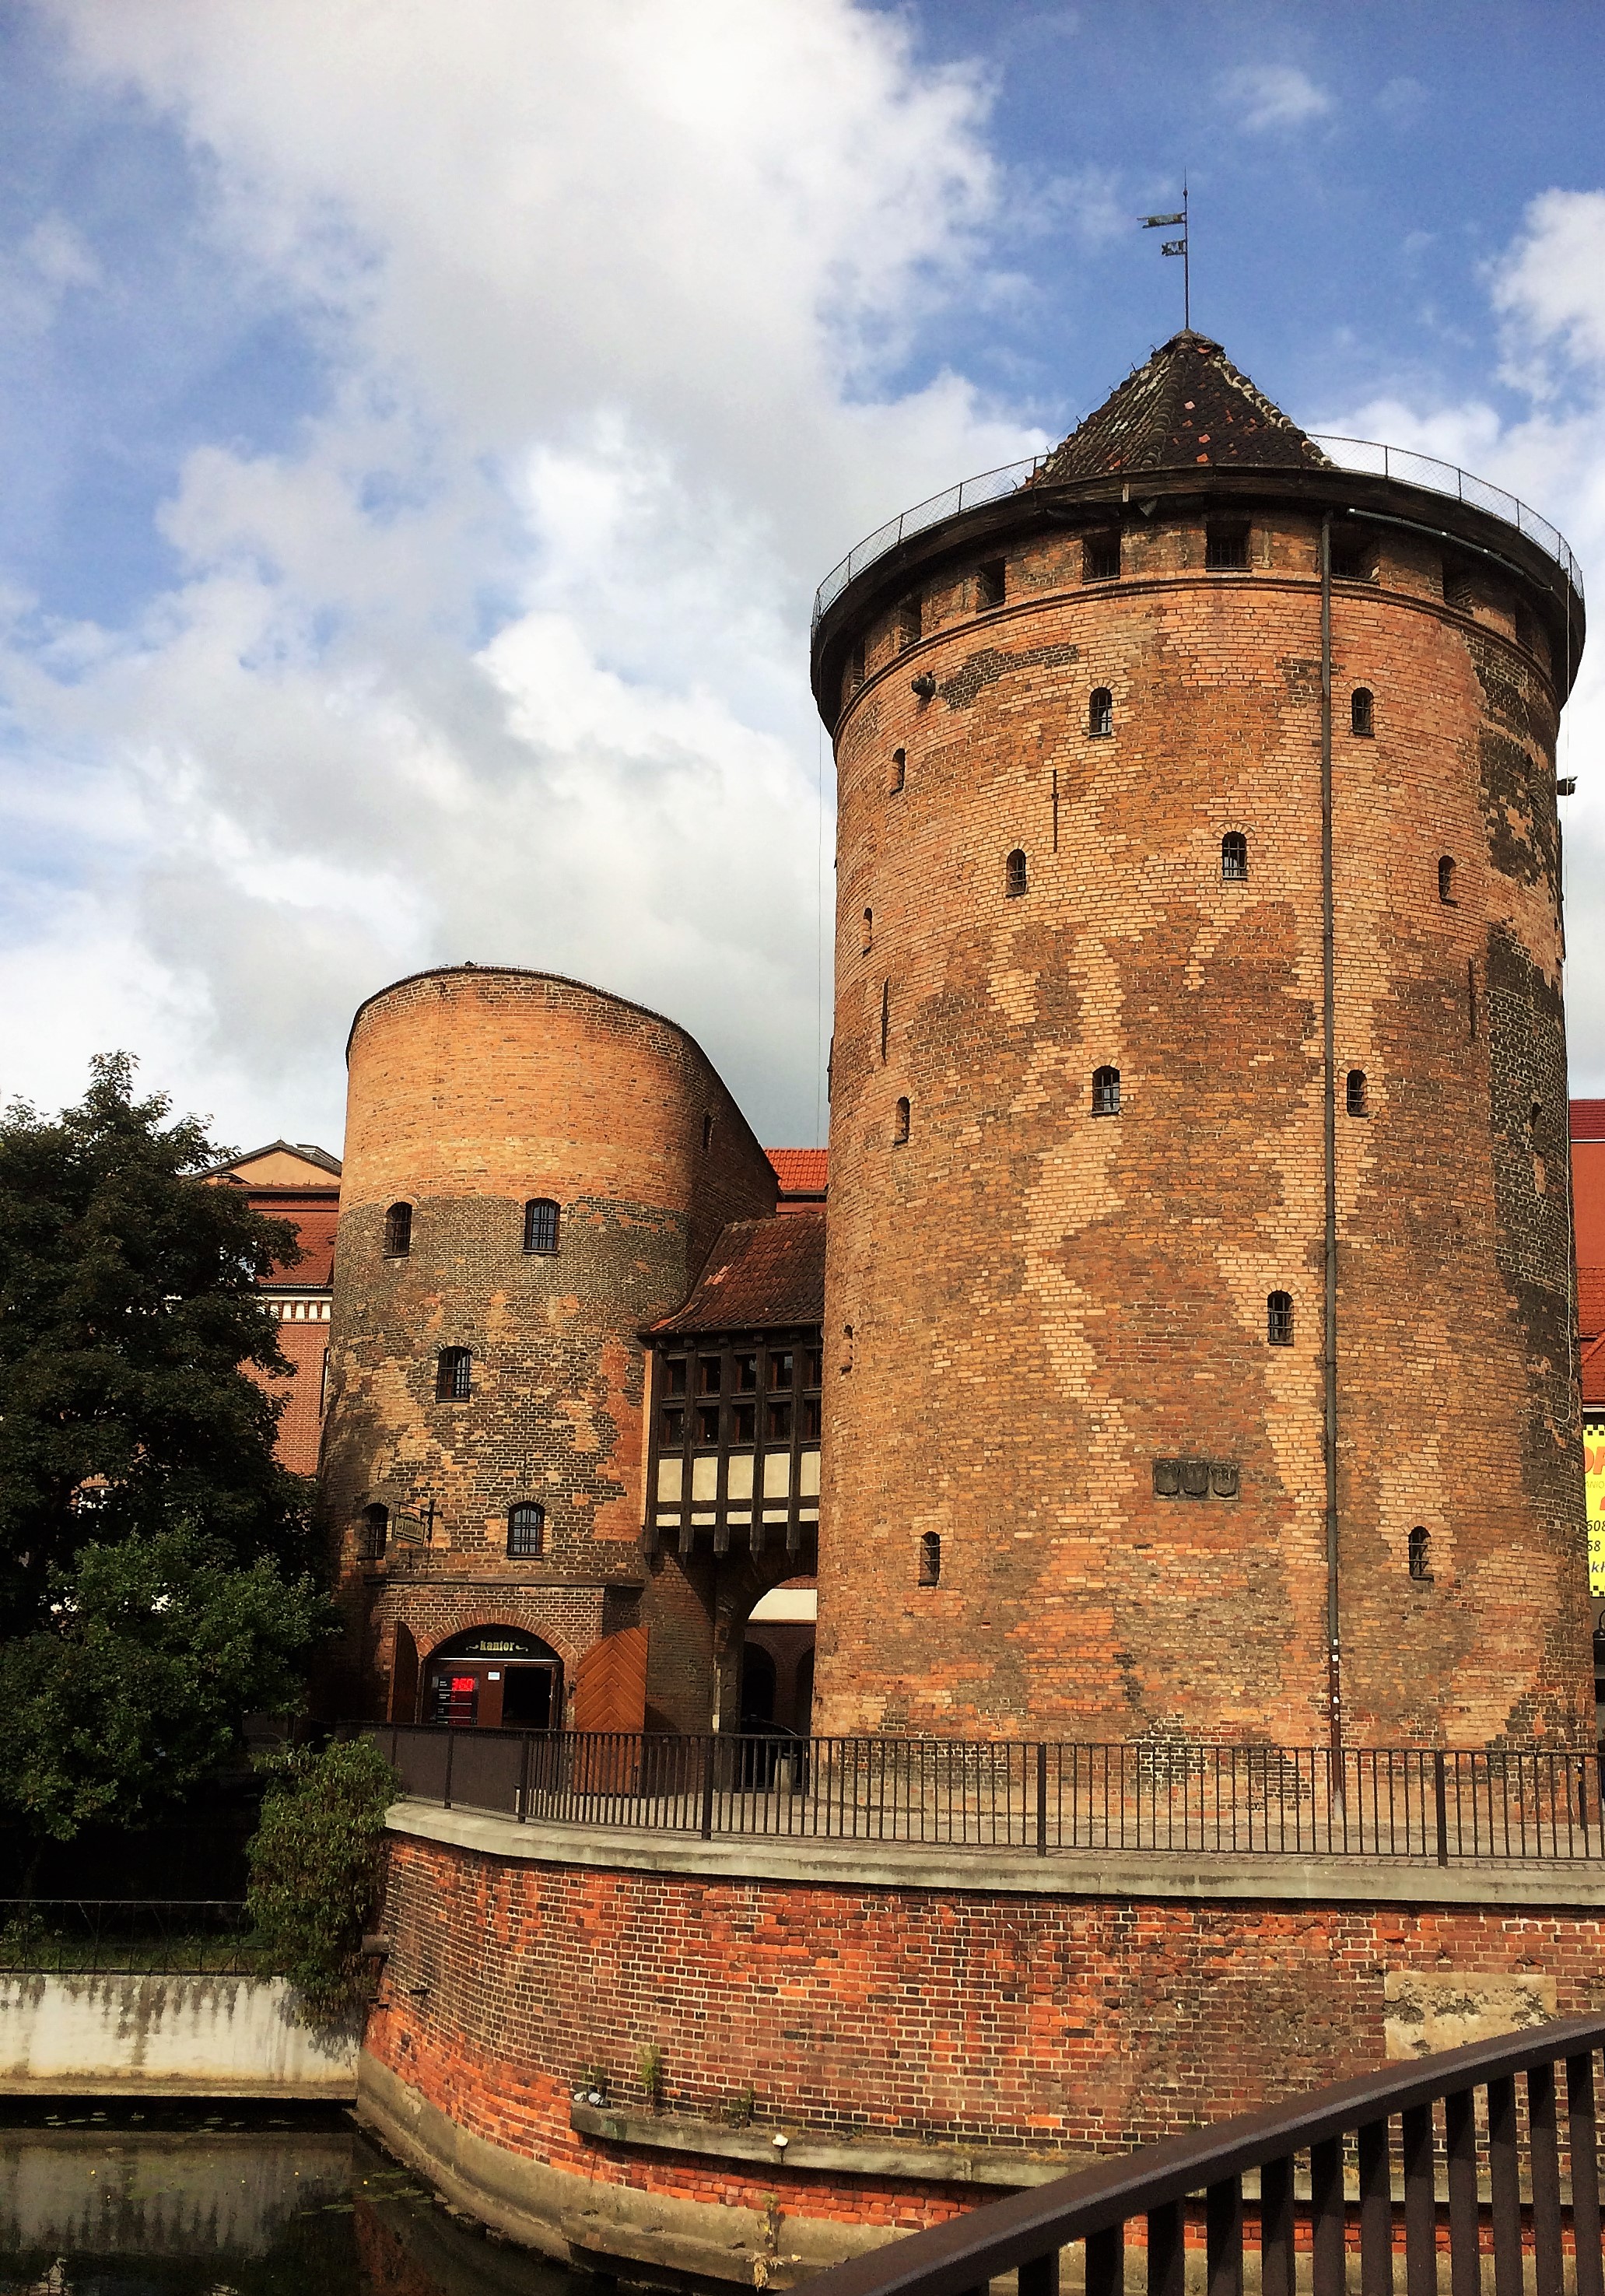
(1036, 1741, 1048, 1856)
(700, 1736, 717, 1841)
(443, 1729, 455, 1811)
(517, 1730, 531, 1822)
(1435, 1751, 1449, 1867)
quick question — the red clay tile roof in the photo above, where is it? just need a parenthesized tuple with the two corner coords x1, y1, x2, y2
(1582, 1330, 1605, 1407)
(1036, 331, 1330, 482)
(766, 1148, 827, 1195)
(650, 1211, 825, 1336)
(1580, 1267, 1605, 1343)
(1572, 1101, 1605, 1141)
(259, 1203, 338, 1288)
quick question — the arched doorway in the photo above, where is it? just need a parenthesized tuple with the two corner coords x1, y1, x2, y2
(422, 1626, 563, 1730)
(739, 1642, 777, 1727)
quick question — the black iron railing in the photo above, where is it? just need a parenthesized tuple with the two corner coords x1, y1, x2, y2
(0, 1899, 259, 1975)
(366, 1726, 1605, 1863)
(805, 2016, 1605, 2296)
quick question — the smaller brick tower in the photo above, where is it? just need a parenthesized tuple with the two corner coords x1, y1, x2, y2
(811, 332, 1589, 1751)
(322, 964, 779, 1728)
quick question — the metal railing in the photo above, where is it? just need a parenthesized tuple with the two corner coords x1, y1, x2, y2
(811, 435, 1583, 624)
(369, 1727, 1605, 1864)
(806, 2016, 1605, 2296)
(0, 1898, 259, 1975)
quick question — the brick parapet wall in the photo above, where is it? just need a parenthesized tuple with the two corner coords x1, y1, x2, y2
(367, 1825, 1605, 2242)
(820, 497, 1586, 1746)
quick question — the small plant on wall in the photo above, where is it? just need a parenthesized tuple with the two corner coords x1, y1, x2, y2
(637, 2042, 665, 2111)
(723, 2084, 756, 2129)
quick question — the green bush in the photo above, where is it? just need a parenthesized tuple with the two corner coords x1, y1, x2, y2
(246, 1735, 396, 2025)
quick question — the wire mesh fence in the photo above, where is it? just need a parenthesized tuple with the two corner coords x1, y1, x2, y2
(366, 1727, 1605, 1864)
(0, 1898, 261, 1975)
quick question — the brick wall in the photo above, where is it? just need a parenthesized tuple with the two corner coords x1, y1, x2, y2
(818, 493, 1588, 1747)
(370, 1831, 1605, 2232)
(258, 1310, 328, 1478)
(322, 966, 778, 1719)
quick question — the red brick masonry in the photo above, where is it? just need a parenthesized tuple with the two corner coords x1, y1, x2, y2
(365, 1825, 1605, 2245)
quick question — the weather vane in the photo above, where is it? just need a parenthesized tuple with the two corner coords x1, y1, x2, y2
(1140, 179, 1190, 331)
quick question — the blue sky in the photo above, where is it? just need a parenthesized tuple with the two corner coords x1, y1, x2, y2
(2, 1, 1603, 1154)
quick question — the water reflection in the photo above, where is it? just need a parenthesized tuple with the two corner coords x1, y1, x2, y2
(0, 2105, 584, 2296)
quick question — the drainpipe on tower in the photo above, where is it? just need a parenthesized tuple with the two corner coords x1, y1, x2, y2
(1320, 511, 1344, 1794)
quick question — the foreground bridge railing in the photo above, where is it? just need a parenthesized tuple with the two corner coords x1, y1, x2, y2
(363, 1727, 1605, 1863)
(806, 2014, 1605, 2296)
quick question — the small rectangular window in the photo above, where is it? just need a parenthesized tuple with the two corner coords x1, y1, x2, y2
(897, 595, 922, 649)
(1083, 532, 1120, 583)
(699, 1356, 723, 1395)
(976, 559, 1005, 609)
(665, 1358, 688, 1397)
(734, 1352, 758, 1393)
(769, 1351, 794, 1391)
(804, 1348, 823, 1388)
(767, 1400, 792, 1442)
(1443, 560, 1477, 612)
(1329, 532, 1374, 582)
(802, 1396, 822, 1441)
(918, 1532, 941, 1586)
(731, 1401, 755, 1445)
(661, 1406, 685, 1444)
(696, 1404, 721, 1445)
(1206, 523, 1249, 571)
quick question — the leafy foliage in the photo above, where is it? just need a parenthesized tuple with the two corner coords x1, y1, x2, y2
(0, 1052, 316, 1638)
(246, 1736, 397, 2026)
(0, 1527, 329, 1841)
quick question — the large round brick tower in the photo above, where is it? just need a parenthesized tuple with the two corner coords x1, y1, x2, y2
(810, 332, 1590, 1747)
(322, 965, 778, 1726)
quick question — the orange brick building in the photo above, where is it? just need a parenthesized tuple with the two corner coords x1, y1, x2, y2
(314, 331, 1594, 1756)
(212, 1138, 341, 1478)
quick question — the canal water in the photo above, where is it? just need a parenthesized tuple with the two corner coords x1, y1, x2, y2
(0, 2101, 587, 2296)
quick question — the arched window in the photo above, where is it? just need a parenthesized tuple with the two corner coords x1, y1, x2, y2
(889, 747, 906, 794)
(1351, 688, 1374, 738)
(1439, 855, 1456, 904)
(436, 1346, 472, 1400)
(1005, 849, 1028, 898)
(360, 1503, 388, 1561)
(1267, 1292, 1294, 1347)
(1088, 687, 1113, 738)
(383, 1202, 412, 1257)
(523, 1198, 559, 1254)
(918, 1532, 941, 1586)
(862, 907, 873, 952)
(1092, 1066, 1121, 1116)
(1346, 1069, 1368, 1116)
(508, 1502, 545, 1559)
(1221, 832, 1248, 882)
(893, 1096, 910, 1146)
(1407, 1526, 1432, 1582)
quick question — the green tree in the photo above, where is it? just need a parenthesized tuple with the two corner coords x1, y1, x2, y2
(0, 1053, 315, 1637)
(246, 1736, 397, 2025)
(0, 1525, 329, 1842)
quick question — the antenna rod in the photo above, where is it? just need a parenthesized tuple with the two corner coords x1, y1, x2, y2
(1139, 184, 1190, 331)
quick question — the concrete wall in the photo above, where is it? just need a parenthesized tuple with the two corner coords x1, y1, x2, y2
(0, 1974, 359, 2098)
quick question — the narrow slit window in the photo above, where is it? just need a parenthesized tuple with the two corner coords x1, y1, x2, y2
(436, 1346, 472, 1400)
(523, 1197, 559, 1253)
(507, 1502, 545, 1559)
(1083, 532, 1120, 583)
(893, 1096, 910, 1146)
(360, 1503, 388, 1562)
(1206, 522, 1250, 571)
(1346, 1069, 1368, 1116)
(976, 559, 1005, 610)
(1407, 1526, 1432, 1582)
(1221, 832, 1248, 882)
(1088, 687, 1113, 738)
(383, 1201, 412, 1257)
(1351, 688, 1374, 738)
(1005, 848, 1028, 898)
(897, 595, 922, 650)
(918, 1532, 941, 1586)
(889, 747, 906, 794)
(1092, 1066, 1121, 1116)
(1267, 1292, 1294, 1347)
(702, 1111, 714, 1152)
(862, 907, 873, 953)
(880, 978, 890, 1064)
(1439, 855, 1456, 905)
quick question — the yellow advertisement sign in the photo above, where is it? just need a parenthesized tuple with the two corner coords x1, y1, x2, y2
(1588, 1420, 1605, 1596)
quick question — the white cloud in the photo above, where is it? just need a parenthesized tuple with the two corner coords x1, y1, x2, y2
(1218, 63, 1332, 134)
(3, 0, 1058, 1150)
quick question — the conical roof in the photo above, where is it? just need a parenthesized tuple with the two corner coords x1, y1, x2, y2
(1037, 331, 1331, 482)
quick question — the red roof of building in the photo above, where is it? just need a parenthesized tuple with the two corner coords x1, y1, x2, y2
(1572, 1100, 1605, 1141)
(259, 1202, 338, 1288)
(1582, 1330, 1605, 1407)
(1579, 1267, 1605, 1344)
(766, 1148, 827, 1196)
(650, 1211, 825, 1336)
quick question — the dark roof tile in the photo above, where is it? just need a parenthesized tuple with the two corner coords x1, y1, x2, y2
(650, 1211, 825, 1336)
(1036, 331, 1330, 483)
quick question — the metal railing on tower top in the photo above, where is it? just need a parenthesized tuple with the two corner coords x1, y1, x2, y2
(364, 1726, 1605, 1864)
(811, 434, 1584, 626)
